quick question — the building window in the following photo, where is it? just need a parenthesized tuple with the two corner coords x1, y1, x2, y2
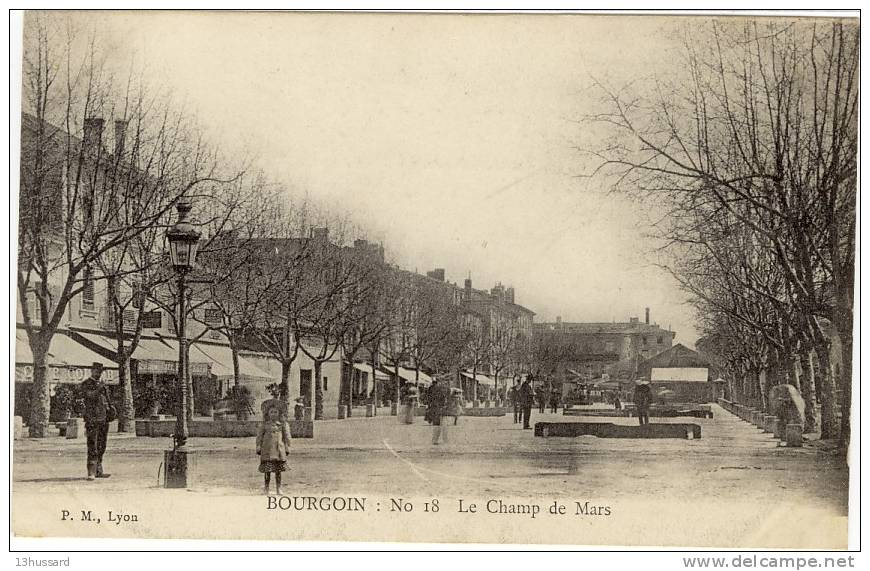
(657, 336, 663, 345)
(324, 377, 329, 391)
(141, 310, 162, 329)
(82, 268, 95, 310)
(204, 308, 223, 327)
(642, 336, 648, 345)
(131, 282, 145, 309)
(27, 281, 42, 321)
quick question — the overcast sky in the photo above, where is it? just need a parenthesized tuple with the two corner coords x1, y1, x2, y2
(45, 11, 700, 344)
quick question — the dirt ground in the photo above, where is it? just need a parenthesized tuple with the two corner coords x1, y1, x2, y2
(11, 405, 850, 548)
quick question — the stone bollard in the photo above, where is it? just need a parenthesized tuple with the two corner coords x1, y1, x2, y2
(65, 417, 85, 439)
(337, 405, 347, 420)
(752, 411, 764, 428)
(773, 419, 785, 440)
(786, 424, 803, 447)
(390, 402, 398, 416)
(762, 415, 776, 433)
(365, 404, 374, 418)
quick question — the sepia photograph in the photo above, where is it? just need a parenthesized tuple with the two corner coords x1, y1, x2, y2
(9, 8, 858, 550)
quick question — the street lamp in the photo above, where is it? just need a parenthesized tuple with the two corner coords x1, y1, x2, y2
(164, 198, 201, 488)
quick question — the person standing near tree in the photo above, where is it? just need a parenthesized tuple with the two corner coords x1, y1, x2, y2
(79, 362, 115, 480)
(519, 376, 534, 429)
(508, 383, 519, 423)
(427, 377, 452, 445)
(256, 401, 291, 495)
(633, 378, 652, 426)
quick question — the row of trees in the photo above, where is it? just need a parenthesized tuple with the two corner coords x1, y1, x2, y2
(585, 20, 856, 445)
(18, 14, 533, 435)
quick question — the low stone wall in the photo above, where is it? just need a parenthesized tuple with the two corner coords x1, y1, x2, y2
(462, 407, 508, 417)
(534, 421, 701, 439)
(135, 419, 314, 438)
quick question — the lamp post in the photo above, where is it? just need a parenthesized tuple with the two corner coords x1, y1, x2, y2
(164, 198, 201, 488)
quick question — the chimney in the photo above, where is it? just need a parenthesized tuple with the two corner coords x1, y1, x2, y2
(505, 287, 515, 304)
(83, 117, 105, 154)
(464, 277, 472, 290)
(645, 307, 650, 325)
(114, 120, 127, 157)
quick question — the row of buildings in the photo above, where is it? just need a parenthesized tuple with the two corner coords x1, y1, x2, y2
(15, 112, 541, 422)
(16, 111, 703, 427)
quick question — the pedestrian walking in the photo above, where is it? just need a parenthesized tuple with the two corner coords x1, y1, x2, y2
(508, 384, 520, 423)
(427, 377, 452, 444)
(613, 392, 622, 411)
(633, 378, 652, 426)
(549, 391, 560, 414)
(519, 377, 534, 429)
(79, 362, 115, 480)
(447, 387, 463, 426)
(256, 400, 291, 495)
(537, 387, 546, 413)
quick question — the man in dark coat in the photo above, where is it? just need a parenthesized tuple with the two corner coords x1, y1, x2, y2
(79, 362, 114, 480)
(633, 378, 652, 426)
(519, 377, 534, 429)
(508, 384, 520, 423)
(427, 377, 452, 444)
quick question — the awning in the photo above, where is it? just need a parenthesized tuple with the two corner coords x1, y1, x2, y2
(47, 333, 117, 368)
(192, 343, 274, 381)
(352, 362, 391, 381)
(461, 371, 495, 387)
(400, 367, 432, 386)
(14, 330, 119, 384)
(139, 338, 210, 375)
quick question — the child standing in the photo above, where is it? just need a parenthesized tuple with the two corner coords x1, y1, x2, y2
(256, 402, 291, 495)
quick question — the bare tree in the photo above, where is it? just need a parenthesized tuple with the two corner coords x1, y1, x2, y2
(18, 15, 234, 436)
(584, 19, 856, 445)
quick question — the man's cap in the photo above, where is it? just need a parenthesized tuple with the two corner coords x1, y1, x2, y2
(92, 362, 104, 370)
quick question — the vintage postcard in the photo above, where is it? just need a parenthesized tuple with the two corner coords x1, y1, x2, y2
(10, 10, 856, 549)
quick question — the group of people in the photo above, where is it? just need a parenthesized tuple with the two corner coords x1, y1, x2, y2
(76, 360, 654, 494)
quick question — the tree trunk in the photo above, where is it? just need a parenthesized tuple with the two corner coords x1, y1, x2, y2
(814, 348, 836, 440)
(799, 351, 818, 433)
(370, 357, 378, 416)
(835, 310, 853, 448)
(280, 360, 292, 419)
(314, 359, 324, 420)
(394, 363, 400, 407)
(756, 369, 768, 412)
(230, 338, 241, 388)
(117, 356, 134, 432)
(344, 356, 354, 418)
(28, 341, 51, 438)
